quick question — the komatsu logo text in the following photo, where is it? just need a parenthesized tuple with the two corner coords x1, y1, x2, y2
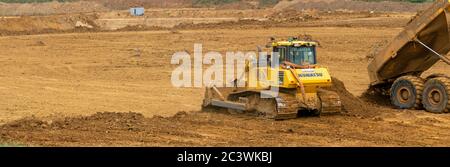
(299, 73, 323, 77)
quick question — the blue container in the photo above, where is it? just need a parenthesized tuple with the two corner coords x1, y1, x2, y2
(130, 7, 145, 16)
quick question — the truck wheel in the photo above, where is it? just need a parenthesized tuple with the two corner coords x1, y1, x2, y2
(422, 77, 450, 113)
(390, 76, 424, 109)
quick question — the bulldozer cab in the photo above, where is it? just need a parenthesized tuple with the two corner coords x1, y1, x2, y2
(272, 38, 317, 66)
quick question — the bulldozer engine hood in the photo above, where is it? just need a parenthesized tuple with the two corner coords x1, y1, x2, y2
(294, 68, 331, 85)
(278, 67, 332, 89)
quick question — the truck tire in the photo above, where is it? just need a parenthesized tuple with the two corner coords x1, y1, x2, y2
(422, 77, 450, 113)
(390, 76, 424, 109)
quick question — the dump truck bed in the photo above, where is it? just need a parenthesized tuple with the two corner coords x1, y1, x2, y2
(368, 0, 450, 86)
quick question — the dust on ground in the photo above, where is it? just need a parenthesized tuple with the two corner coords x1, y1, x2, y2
(274, 0, 429, 12)
(1, 3, 418, 36)
(2, 78, 450, 147)
(0, 2, 449, 147)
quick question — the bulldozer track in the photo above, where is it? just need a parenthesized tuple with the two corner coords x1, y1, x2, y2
(227, 90, 299, 120)
(318, 89, 343, 114)
(274, 93, 300, 120)
(217, 88, 342, 120)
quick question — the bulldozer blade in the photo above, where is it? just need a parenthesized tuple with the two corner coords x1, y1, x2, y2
(210, 99, 247, 111)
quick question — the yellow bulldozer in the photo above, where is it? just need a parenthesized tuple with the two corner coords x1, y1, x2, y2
(202, 36, 342, 120)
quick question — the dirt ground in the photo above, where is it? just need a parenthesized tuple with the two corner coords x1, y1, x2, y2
(0, 6, 449, 146)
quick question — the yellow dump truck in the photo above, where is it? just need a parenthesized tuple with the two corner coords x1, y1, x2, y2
(368, 0, 450, 113)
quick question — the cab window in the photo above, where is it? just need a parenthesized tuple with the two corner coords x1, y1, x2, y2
(289, 46, 316, 65)
(274, 47, 286, 62)
(274, 46, 316, 65)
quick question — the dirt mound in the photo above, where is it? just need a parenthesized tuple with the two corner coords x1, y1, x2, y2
(1, 105, 448, 146)
(329, 78, 381, 118)
(173, 18, 267, 29)
(169, 11, 409, 31)
(0, 1, 109, 16)
(211, 1, 258, 10)
(268, 9, 321, 23)
(90, 0, 194, 9)
(0, 79, 448, 147)
(115, 25, 166, 32)
(360, 87, 393, 107)
(89, 0, 261, 10)
(274, 0, 429, 12)
(3, 112, 146, 131)
(0, 78, 387, 146)
(0, 111, 208, 146)
(0, 13, 99, 36)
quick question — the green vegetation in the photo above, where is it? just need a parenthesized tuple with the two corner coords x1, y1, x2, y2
(0, 0, 74, 3)
(407, 0, 431, 3)
(259, 0, 279, 7)
(192, 0, 241, 5)
(356, 0, 433, 2)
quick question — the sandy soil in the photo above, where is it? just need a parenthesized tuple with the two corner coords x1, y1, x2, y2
(2, 78, 450, 147)
(0, 7, 449, 146)
(1, 8, 415, 34)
